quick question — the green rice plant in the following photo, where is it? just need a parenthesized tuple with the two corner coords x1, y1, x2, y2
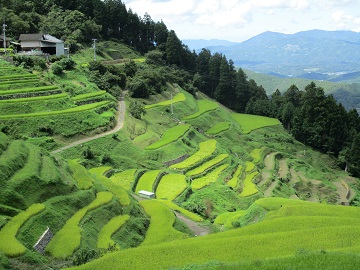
(89, 167, 130, 206)
(110, 169, 137, 191)
(156, 174, 188, 201)
(227, 165, 243, 189)
(0, 85, 58, 95)
(170, 139, 217, 170)
(72, 91, 107, 101)
(186, 154, 229, 177)
(145, 124, 191, 150)
(0, 74, 37, 81)
(155, 200, 203, 222)
(0, 203, 45, 257)
(97, 215, 130, 249)
(0, 140, 28, 180)
(135, 170, 161, 193)
(231, 113, 280, 134)
(250, 148, 262, 163)
(46, 192, 113, 258)
(214, 210, 246, 229)
(68, 159, 94, 189)
(0, 101, 110, 119)
(191, 164, 230, 190)
(182, 99, 218, 120)
(205, 122, 231, 135)
(245, 161, 255, 172)
(140, 200, 188, 246)
(0, 93, 68, 103)
(0, 78, 39, 86)
(239, 171, 259, 197)
(145, 93, 186, 109)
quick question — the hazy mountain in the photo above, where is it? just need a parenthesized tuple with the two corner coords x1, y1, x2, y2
(203, 30, 360, 81)
(182, 39, 239, 51)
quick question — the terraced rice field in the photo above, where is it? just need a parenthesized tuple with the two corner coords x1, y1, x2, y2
(182, 99, 218, 120)
(68, 159, 94, 190)
(205, 122, 231, 135)
(0, 203, 45, 257)
(135, 170, 162, 193)
(170, 139, 217, 170)
(214, 210, 246, 229)
(145, 92, 186, 109)
(140, 200, 188, 246)
(97, 215, 130, 249)
(191, 164, 230, 190)
(155, 200, 203, 222)
(156, 174, 188, 201)
(110, 169, 137, 191)
(231, 113, 280, 134)
(46, 192, 113, 258)
(227, 165, 243, 189)
(239, 171, 259, 197)
(145, 124, 191, 150)
(186, 153, 229, 177)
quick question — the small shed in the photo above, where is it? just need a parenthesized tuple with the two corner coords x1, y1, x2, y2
(0, 37, 11, 49)
(19, 33, 65, 56)
(138, 190, 155, 199)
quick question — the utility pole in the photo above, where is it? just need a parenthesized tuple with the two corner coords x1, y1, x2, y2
(2, 18, 7, 55)
(92, 38, 97, 61)
(170, 93, 173, 115)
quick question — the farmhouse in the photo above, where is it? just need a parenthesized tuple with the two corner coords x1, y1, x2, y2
(0, 37, 11, 48)
(19, 34, 65, 56)
(138, 190, 155, 199)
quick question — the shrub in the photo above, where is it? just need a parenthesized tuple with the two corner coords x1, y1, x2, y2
(129, 100, 146, 119)
(51, 63, 63, 75)
(59, 58, 76, 70)
(128, 78, 149, 98)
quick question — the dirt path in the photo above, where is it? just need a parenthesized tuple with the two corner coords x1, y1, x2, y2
(333, 181, 350, 203)
(264, 153, 276, 171)
(175, 212, 210, 236)
(278, 159, 288, 179)
(51, 99, 125, 154)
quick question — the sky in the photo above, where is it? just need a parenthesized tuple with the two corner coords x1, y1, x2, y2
(122, 0, 360, 42)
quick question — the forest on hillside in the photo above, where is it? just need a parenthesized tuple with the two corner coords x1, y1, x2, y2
(1, 0, 360, 176)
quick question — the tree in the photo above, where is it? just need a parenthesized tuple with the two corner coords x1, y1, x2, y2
(154, 20, 169, 51)
(129, 100, 146, 119)
(128, 78, 149, 98)
(208, 53, 222, 97)
(166, 30, 183, 66)
(234, 68, 249, 112)
(347, 133, 360, 176)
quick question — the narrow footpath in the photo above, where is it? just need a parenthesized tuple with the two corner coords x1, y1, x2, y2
(51, 99, 125, 154)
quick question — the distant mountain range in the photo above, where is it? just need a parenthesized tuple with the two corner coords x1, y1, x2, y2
(182, 39, 239, 51)
(185, 30, 360, 81)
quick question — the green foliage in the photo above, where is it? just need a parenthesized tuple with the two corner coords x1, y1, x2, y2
(0, 204, 45, 257)
(146, 124, 191, 150)
(129, 100, 146, 119)
(128, 78, 149, 98)
(97, 215, 130, 249)
(51, 63, 64, 75)
(46, 192, 113, 259)
(156, 174, 188, 201)
(140, 200, 188, 246)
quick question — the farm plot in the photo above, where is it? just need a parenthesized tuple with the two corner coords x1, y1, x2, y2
(46, 192, 113, 258)
(182, 99, 218, 120)
(156, 174, 188, 201)
(0, 85, 58, 95)
(145, 92, 186, 109)
(135, 170, 162, 193)
(226, 165, 243, 189)
(170, 139, 217, 170)
(0, 93, 68, 103)
(239, 171, 259, 197)
(231, 113, 280, 134)
(89, 167, 130, 206)
(97, 215, 130, 249)
(191, 163, 230, 190)
(0, 74, 38, 81)
(0, 101, 110, 119)
(205, 122, 231, 135)
(0, 203, 45, 257)
(110, 169, 137, 191)
(145, 124, 191, 150)
(250, 148, 262, 163)
(140, 200, 188, 246)
(68, 159, 95, 190)
(186, 154, 229, 177)
(72, 90, 107, 102)
(156, 200, 203, 222)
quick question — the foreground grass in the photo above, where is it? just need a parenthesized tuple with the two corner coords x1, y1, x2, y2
(0, 204, 45, 257)
(67, 198, 360, 270)
(231, 113, 280, 134)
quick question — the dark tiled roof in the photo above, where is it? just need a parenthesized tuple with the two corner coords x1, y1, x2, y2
(19, 34, 44, 41)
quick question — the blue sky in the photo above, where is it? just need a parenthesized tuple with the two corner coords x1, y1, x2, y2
(122, 0, 360, 42)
